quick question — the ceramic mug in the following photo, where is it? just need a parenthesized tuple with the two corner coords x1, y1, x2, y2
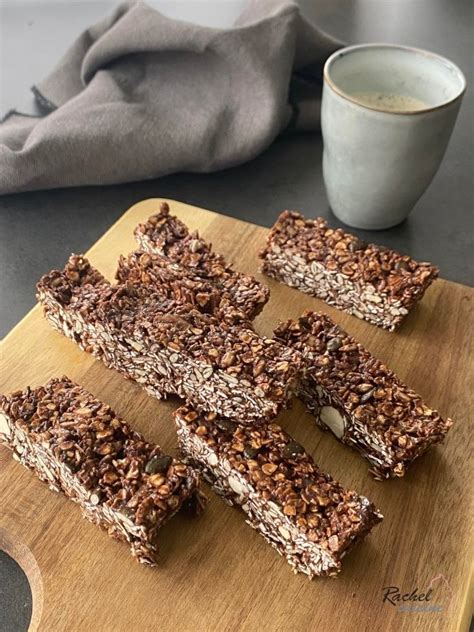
(321, 44, 466, 229)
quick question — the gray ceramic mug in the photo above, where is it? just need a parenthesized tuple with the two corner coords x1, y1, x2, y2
(321, 44, 466, 229)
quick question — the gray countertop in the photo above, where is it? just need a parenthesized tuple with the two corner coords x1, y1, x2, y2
(0, 1, 473, 631)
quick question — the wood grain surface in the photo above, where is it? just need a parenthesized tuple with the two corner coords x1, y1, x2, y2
(0, 199, 472, 632)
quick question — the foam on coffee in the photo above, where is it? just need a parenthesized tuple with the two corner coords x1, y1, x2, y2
(352, 91, 429, 112)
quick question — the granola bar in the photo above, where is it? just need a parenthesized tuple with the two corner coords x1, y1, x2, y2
(175, 406, 383, 577)
(260, 211, 438, 330)
(0, 377, 204, 565)
(116, 251, 248, 322)
(134, 202, 269, 320)
(274, 311, 454, 479)
(37, 256, 300, 422)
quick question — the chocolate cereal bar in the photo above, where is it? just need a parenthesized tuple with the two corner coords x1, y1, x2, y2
(116, 250, 253, 322)
(260, 211, 438, 330)
(175, 405, 383, 577)
(274, 311, 454, 479)
(0, 377, 204, 565)
(135, 202, 269, 320)
(37, 256, 300, 422)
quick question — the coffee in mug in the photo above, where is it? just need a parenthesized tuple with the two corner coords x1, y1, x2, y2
(321, 44, 466, 230)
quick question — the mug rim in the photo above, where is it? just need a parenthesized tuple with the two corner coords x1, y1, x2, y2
(323, 43, 467, 115)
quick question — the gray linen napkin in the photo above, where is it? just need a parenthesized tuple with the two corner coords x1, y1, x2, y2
(0, 0, 340, 194)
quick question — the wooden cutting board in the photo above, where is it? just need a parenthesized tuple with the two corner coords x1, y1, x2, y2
(0, 199, 472, 632)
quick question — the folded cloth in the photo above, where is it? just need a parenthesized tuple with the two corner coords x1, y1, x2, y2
(0, 0, 340, 194)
